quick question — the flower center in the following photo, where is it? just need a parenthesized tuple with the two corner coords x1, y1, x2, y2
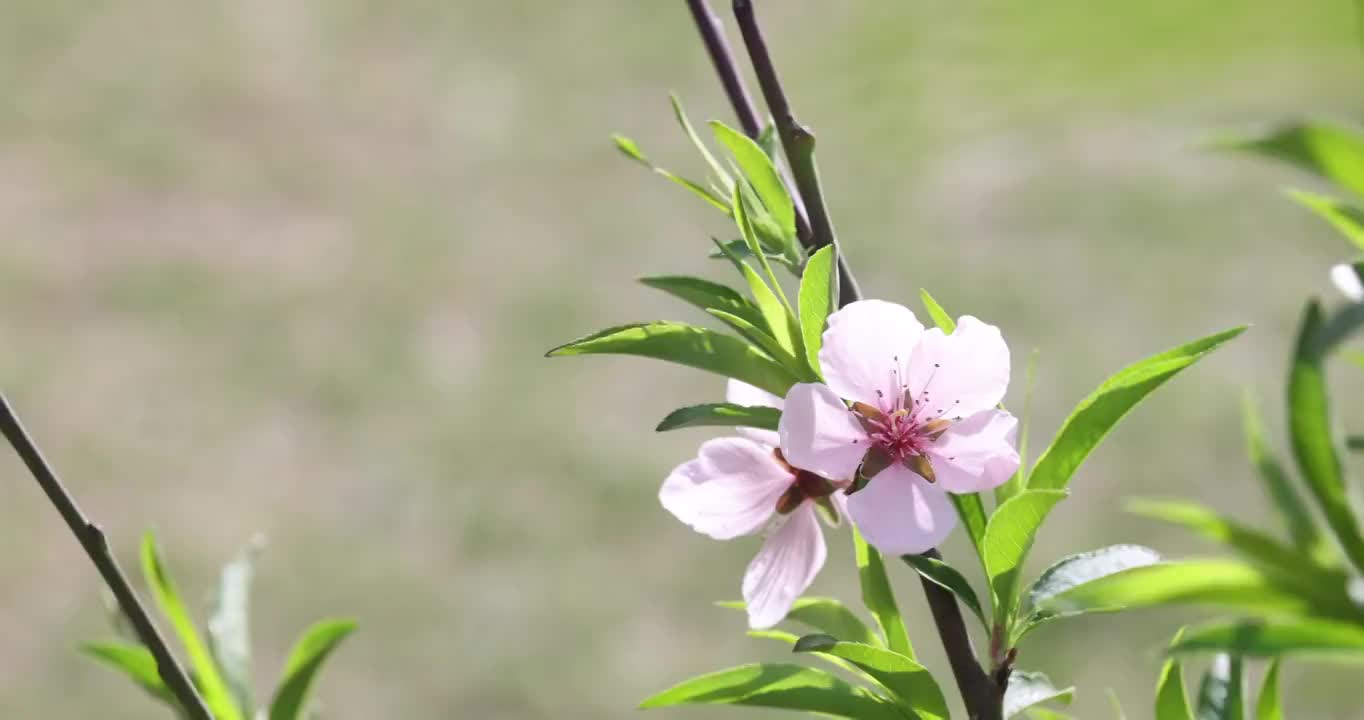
(772, 449, 838, 514)
(850, 369, 956, 486)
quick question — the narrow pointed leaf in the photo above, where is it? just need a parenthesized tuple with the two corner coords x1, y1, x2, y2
(1285, 189, 1364, 252)
(718, 597, 882, 648)
(1004, 671, 1075, 718)
(656, 403, 781, 433)
(713, 121, 796, 243)
(1288, 301, 1364, 573)
(1218, 121, 1364, 198)
(1171, 618, 1364, 657)
(902, 554, 987, 628)
(639, 663, 907, 720)
(1195, 654, 1243, 720)
(209, 542, 259, 716)
(269, 619, 357, 720)
(1019, 544, 1161, 638)
(1156, 630, 1194, 720)
(855, 530, 913, 658)
(983, 490, 1068, 628)
(744, 629, 867, 678)
(547, 322, 800, 398)
(611, 135, 730, 212)
(1255, 660, 1282, 720)
(707, 309, 806, 376)
(611, 134, 651, 166)
(1242, 392, 1329, 560)
(1029, 327, 1246, 491)
(798, 246, 835, 377)
(141, 532, 243, 720)
(670, 94, 732, 193)
(81, 642, 176, 706)
(919, 289, 956, 333)
(793, 635, 950, 720)
(639, 275, 767, 331)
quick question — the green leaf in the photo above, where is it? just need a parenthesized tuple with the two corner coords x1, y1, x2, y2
(547, 321, 800, 398)
(716, 230, 800, 361)
(1171, 618, 1364, 657)
(269, 619, 357, 720)
(1195, 654, 1244, 720)
(1036, 560, 1334, 620)
(670, 94, 732, 193)
(793, 635, 950, 720)
(81, 642, 176, 706)
(1284, 189, 1364, 252)
(744, 629, 867, 678)
(707, 309, 806, 376)
(951, 492, 989, 563)
(1289, 301, 1364, 573)
(611, 134, 651, 166)
(209, 541, 260, 716)
(1255, 660, 1282, 720)
(718, 597, 883, 648)
(1019, 544, 1162, 639)
(141, 532, 243, 720)
(1218, 120, 1364, 199)
(983, 489, 1068, 629)
(1156, 630, 1194, 720)
(855, 529, 913, 658)
(998, 349, 1040, 505)
(919, 289, 956, 333)
(713, 121, 796, 244)
(1029, 326, 1246, 491)
(639, 663, 908, 720)
(708, 238, 797, 273)
(901, 554, 988, 628)
(1026, 710, 1078, 720)
(798, 246, 835, 377)
(611, 135, 731, 213)
(1004, 671, 1075, 719)
(1242, 391, 1330, 561)
(639, 275, 768, 331)
(656, 403, 781, 433)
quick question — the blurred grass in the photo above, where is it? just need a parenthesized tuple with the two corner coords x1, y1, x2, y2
(1, 1, 1363, 718)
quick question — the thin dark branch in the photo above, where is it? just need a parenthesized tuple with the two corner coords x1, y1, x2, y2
(913, 551, 1005, 719)
(685, 0, 762, 138)
(731, 0, 860, 307)
(0, 394, 213, 720)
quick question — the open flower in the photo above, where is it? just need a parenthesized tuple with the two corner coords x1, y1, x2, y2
(779, 300, 1019, 555)
(660, 380, 846, 629)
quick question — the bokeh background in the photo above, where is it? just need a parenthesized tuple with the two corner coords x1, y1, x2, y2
(3, 1, 1364, 718)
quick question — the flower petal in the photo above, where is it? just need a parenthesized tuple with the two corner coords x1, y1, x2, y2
(728, 378, 783, 445)
(1332, 263, 1364, 303)
(818, 300, 924, 408)
(660, 437, 791, 540)
(743, 504, 826, 629)
(778, 383, 868, 481)
(907, 315, 1010, 419)
(925, 409, 1020, 493)
(847, 464, 957, 555)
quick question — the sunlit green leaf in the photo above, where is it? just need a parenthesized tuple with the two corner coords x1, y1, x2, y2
(612, 134, 651, 166)
(1289, 301, 1364, 573)
(1019, 544, 1161, 640)
(81, 642, 176, 707)
(639, 663, 907, 720)
(611, 134, 731, 213)
(919, 289, 956, 333)
(269, 619, 357, 720)
(209, 541, 260, 716)
(547, 322, 800, 398)
(639, 275, 768, 332)
(793, 635, 949, 720)
(1285, 189, 1364, 252)
(1004, 670, 1074, 719)
(1156, 629, 1194, 720)
(1171, 618, 1364, 657)
(1029, 327, 1246, 491)
(855, 529, 913, 658)
(713, 121, 796, 244)
(984, 490, 1068, 629)
(1242, 392, 1330, 561)
(708, 309, 805, 376)
(1195, 654, 1243, 720)
(744, 629, 867, 679)
(798, 246, 835, 377)
(719, 597, 883, 648)
(1255, 660, 1282, 720)
(141, 532, 242, 720)
(1218, 120, 1364, 199)
(656, 403, 781, 433)
(670, 94, 732, 193)
(901, 554, 987, 628)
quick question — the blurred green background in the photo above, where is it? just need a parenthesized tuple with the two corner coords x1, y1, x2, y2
(2, 1, 1363, 717)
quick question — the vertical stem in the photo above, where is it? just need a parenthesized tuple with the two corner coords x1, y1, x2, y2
(0, 394, 213, 720)
(915, 551, 1005, 719)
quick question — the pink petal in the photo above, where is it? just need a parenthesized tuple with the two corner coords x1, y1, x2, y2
(727, 379, 783, 446)
(778, 383, 868, 481)
(906, 316, 1011, 419)
(659, 437, 791, 540)
(847, 464, 957, 555)
(926, 409, 1020, 493)
(818, 300, 924, 408)
(742, 504, 826, 629)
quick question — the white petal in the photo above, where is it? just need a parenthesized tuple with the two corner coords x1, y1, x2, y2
(906, 316, 1010, 419)
(727, 379, 783, 445)
(659, 437, 791, 540)
(926, 410, 1020, 493)
(847, 464, 957, 555)
(1332, 263, 1364, 303)
(743, 505, 826, 629)
(778, 383, 868, 481)
(818, 300, 924, 408)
